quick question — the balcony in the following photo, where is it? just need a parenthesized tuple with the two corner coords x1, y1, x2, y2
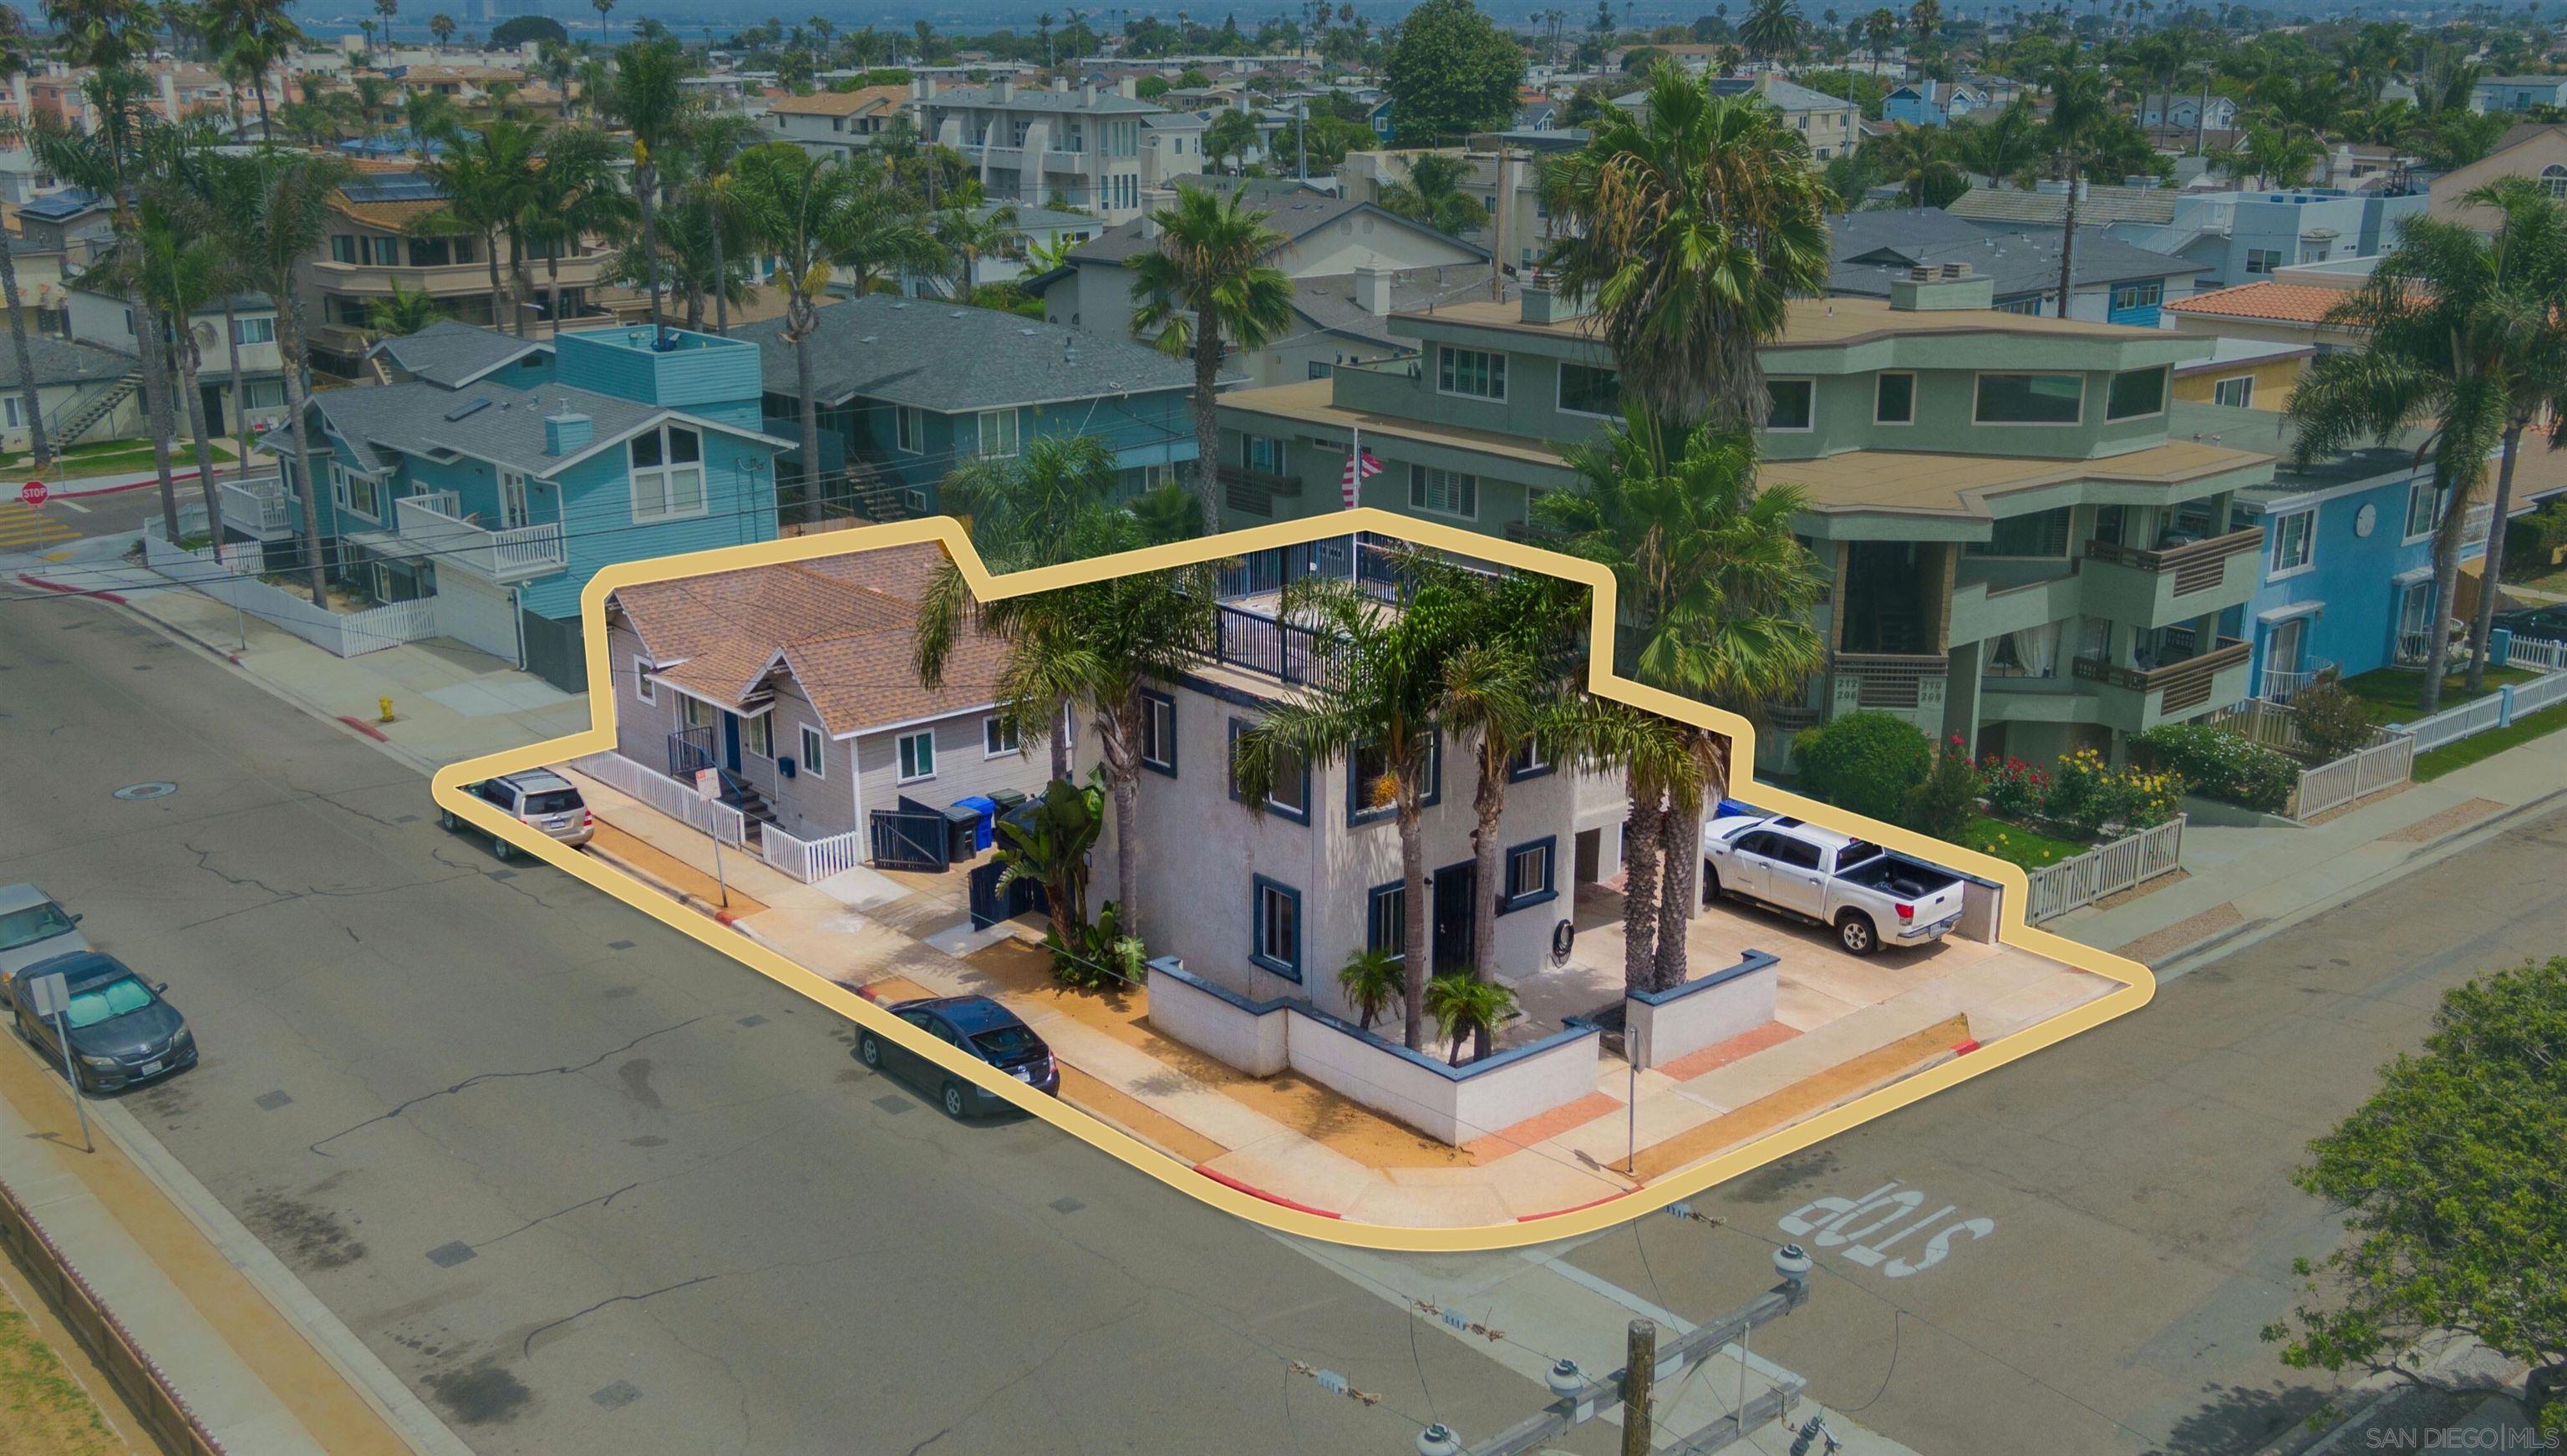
(313, 252, 607, 298)
(1827, 652, 1949, 736)
(388, 490, 567, 582)
(219, 478, 297, 540)
(2071, 635, 2254, 728)
(1218, 463, 1303, 517)
(2078, 527, 2263, 628)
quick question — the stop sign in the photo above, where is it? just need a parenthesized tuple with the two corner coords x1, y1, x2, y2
(18, 481, 44, 507)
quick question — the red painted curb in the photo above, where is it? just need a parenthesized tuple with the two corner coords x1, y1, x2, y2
(334, 715, 391, 743)
(714, 909, 742, 926)
(15, 573, 128, 605)
(40, 466, 237, 499)
(1951, 1038, 1981, 1056)
(1518, 1192, 1629, 1222)
(1192, 1164, 1342, 1219)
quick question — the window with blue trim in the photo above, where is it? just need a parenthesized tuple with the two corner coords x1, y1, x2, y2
(1348, 732, 1440, 824)
(1366, 882, 1405, 961)
(1141, 688, 1177, 776)
(1501, 836, 1557, 914)
(1229, 718, 1309, 823)
(1507, 736, 1554, 781)
(1250, 876, 1303, 980)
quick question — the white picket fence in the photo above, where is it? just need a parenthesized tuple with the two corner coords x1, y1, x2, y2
(571, 752, 746, 845)
(2292, 733, 2417, 819)
(2506, 634, 2567, 672)
(2025, 816, 2187, 924)
(141, 527, 440, 657)
(756, 823, 866, 883)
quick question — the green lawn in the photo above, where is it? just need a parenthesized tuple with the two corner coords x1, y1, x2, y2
(0, 438, 238, 479)
(0, 1304, 122, 1456)
(2412, 699, 2567, 781)
(2339, 665, 2539, 725)
(1958, 815, 2092, 870)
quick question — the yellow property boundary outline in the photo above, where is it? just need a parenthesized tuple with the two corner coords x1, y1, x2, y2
(428, 509, 2153, 1252)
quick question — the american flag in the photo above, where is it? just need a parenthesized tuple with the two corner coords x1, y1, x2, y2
(1339, 428, 1383, 510)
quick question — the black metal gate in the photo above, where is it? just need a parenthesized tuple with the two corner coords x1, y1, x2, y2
(869, 809, 948, 871)
(1431, 860, 1477, 976)
(668, 726, 716, 781)
(968, 859, 1048, 930)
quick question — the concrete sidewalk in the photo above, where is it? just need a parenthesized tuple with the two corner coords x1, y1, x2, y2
(0, 1008, 459, 1454)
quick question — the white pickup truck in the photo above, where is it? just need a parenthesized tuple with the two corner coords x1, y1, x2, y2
(1701, 815, 1966, 956)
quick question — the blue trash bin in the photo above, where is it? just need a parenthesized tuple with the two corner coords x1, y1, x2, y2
(953, 794, 1000, 851)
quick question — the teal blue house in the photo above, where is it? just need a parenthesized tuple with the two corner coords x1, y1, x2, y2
(278, 322, 790, 690)
(733, 295, 1202, 517)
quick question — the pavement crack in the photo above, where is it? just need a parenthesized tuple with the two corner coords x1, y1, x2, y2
(521, 1274, 719, 1359)
(468, 1182, 643, 1252)
(308, 1017, 706, 1156)
(181, 841, 303, 906)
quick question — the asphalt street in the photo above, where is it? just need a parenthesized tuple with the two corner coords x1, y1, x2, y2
(0, 595, 1610, 1456)
(7, 586, 2563, 1456)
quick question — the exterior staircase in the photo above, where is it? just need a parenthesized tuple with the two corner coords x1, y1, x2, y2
(43, 368, 143, 448)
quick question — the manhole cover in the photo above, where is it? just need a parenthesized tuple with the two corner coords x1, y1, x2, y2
(112, 782, 177, 801)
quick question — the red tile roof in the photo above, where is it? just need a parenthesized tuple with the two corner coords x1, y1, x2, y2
(2165, 281, 2357, 325)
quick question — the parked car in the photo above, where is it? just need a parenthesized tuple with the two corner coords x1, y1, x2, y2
(1703, 815, 1966, 955)
(0, 884, 89, 990)
(2490, 601, 2567, 642)
(443, 770, 593, 856)
(854, 994, 1060, 1118)
(8, 951, 196, 1093)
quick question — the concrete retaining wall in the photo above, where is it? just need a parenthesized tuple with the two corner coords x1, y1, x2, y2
(1624, 951, 1779, 1071)
(1145, 961, 1289, 1076)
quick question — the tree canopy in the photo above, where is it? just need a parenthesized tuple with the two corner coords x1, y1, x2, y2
(1381, 0, 1526, 146)
(489, 13, 567, 47)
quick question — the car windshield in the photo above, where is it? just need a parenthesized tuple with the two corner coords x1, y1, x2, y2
(523, 790, 582, 815)
(63, 977, 152, 1029)
(971, 1025, 1041, 1061)
(0, 903, 74, 952)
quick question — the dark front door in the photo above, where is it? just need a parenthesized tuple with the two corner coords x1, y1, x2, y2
(721, 713, 742, 774)
(201, 383, 226, 437)
(1430, 860, 1477, 976)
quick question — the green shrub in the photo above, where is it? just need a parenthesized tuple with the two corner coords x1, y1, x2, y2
(2501, 500, 2567, 580)
(2132, 723, 2296, 812)
(1903, 735, 1983, 842)
(1792, 711, 1933, 822)
(1978, 753, 2049, 819)
(2291, 678, 2379, 763)
(2041, 748, 2119, 837)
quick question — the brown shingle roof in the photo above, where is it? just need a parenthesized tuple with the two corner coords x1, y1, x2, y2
(768, 84, 906, 117)
(611, 542, 1012, 736)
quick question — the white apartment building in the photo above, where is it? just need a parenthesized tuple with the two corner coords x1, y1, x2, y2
(908, 74, 1200, 223)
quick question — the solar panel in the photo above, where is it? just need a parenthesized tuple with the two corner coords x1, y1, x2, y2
(342, 175, 445, 203)
(442, 398, 492, 423)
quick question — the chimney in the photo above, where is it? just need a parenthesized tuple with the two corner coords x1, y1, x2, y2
(1053, 75, 1069, 92)
(1081, 81, 1097, 105)
(1141, 212, 1162, 239)
(158, 70, 179, 124)
(544, 411, 592, 456)
(912, 75, 929, 100)
(996, 78, 1014, 102)
(1888, 262, 1994, 311)
(1354, 262, 1392, 316)
(1118, 76, 1137, 99)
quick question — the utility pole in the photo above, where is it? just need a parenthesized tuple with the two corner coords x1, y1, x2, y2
(1411, 1243, 1818, 1456)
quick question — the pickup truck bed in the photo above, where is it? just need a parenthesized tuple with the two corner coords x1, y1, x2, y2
(1701, 815, 1967, 955)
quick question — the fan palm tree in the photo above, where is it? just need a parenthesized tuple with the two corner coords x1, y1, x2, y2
(364, 279, 448, 335)
(418, 117, 544, 335)
(1128, 185, 1294, 534)
(1375, 150, 1483, 236)
(526, 124, 626, 332)
(1863, 6, 1893, 71)
(1908, 0, 1940, 48)
(1426, 972, 1518, 1066)
(680, 112, 758, 333)
(591, 0, 614, 43)
(728, 142, 860, 523)
(2289, 211, 2534, 716)
(429, 11, 453, 48)
(1538, 413, 1827, 989)
(122, 190, 236, 544)
(603, 36, 690, 334)
(0, 8, 51, 469)
(1234, 571, 1482, 1051)
(1336, 946, 1404, 1032)
(2043, 63, 2112, 321)
(1738, 0, 1803, 64)
(1539, 63, 1830, 431)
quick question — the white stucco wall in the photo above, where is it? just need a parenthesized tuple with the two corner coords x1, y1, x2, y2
(1625, 956, 1777, 1071)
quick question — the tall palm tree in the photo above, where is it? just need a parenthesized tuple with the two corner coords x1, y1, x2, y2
(2449, 178, 2567, 692)
(1548, 695, 1702, 991)
(1538, 413, 1827, 989)
(1541, 63, 1830, 431)
(526, 124, 625, 332)
(1908, 0, 1940, 49)
(933, 194, 1019, 302)
(830, 166, 943, 297)
(591, 0, 614, 43)
(231, 151, 354, 602)
(604, 36, 690, 335)
(419, 117, 544, 336)
(1738, 0, 1802, 64)
(1375, 150, 1483, 236)
(1235, 571, 1481, 1051)
(429, 11, 453, 48)
(0, 7, 51, 470)
(1127, 184, 1293, 535)
(2043, 63, 2111, 321)
(681, 112, 758, 333)
(2290, 212, 2529, 717)
(124, 190, 235, 545)
(728, 142, 859, 523)
(1864, 7, 1893, 73)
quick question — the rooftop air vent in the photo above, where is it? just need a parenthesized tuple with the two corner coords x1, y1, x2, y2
(442, 398, 491, 422)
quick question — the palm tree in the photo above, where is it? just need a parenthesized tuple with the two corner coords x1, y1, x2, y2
(231, 151, 353, 604)
(1949, 95, 2043, 185)
(2042, 63, 2110, 321)
(1336, 946, 1403, 1032)
(0, 8, 52, 470)
(419, 117, 544, 336)
(1426, 972, 1517, 1066)
(2289, 213, 2529, 718)
(365, 279, 448, 335)
(1538, 413, 1827, 989)
(831, 171, 943, 297)
(1739, 0, 1802, 64)
(527, 124, 625, 332)
(402, 87, 459, 155)
(2209, 123, 2323, 189)
(429, 11, 452, 48)
(1870, 124, 1961, 206)
(1908, 0, 1940, 49)
(1202, 107, 1260, 174)
(681, 113, 757, 333)
(1541, 63, 1830, 431)
(373, 0, 396, 46)
(1375, 150, 1483, 236)
(591, 0, 614, 43)
(1235, 571, 1479, 1051)
(2452, 178, 2567, 692)
(203, 0, 300, 144)
(1863, 6, 1894, 72)
(729, 142, 859, 524)
(1127, 185, 1294, 535)
(125, 190, 235, 545)
(933, 195, 1019, 302)
(604, 36, 690, 336)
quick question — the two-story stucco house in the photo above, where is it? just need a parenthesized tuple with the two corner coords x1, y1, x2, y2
(907, 74, 1193, 222)
(63, 283, 289, 439)
(762, 84, 907, 160)
(274, 322, 789, 689)
(602, 541, 1050, 851)
(1210, 276, 2280, 769)
(732, 295, 1202, 516)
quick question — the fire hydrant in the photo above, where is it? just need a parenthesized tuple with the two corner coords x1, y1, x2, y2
(378, 696, 396, 724)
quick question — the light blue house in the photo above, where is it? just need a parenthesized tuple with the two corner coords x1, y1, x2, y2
(2109, 189, 2427, 289)
(734, 294, 1201, 517)
(279, 322, 790, 690)
(1882, 79, 1988, 128)
(2471, 75, 2567, 114)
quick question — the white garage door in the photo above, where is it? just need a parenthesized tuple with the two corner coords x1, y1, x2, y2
(432, 571, 520, 663)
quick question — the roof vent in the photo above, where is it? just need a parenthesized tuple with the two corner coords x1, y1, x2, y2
(442, 397, 491, 422)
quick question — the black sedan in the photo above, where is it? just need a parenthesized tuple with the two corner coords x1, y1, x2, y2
(10, 951, 197, 1093)
(2492, 601, 2567, 642)
(855, 995, 1060, 1119)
